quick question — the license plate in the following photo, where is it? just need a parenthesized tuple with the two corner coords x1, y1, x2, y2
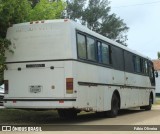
(29, 85, 42, 93)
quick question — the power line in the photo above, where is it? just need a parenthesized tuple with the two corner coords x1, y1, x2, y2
(112, 0, 160, 8)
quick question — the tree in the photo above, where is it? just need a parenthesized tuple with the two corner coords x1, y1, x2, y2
(29, 0, 66, 21)
(0, 39, 12, 85)
(64, 0, 129, 45)
(28, 0, 40, 8)
(0, 0, 31, 38)
(158, 52, 160, 59)
(0, 0, 66, 84)
(65, 0, 85, 19)
(0, 0, 31, 84)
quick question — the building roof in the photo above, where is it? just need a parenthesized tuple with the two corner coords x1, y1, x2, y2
(153, 59, 160, 71)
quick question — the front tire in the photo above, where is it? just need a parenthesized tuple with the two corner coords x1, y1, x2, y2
(107, 93, 120, 118)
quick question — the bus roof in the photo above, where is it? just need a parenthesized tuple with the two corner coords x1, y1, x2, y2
(10, 19, 150, 60)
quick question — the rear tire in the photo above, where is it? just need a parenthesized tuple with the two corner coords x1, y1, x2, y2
(107, 93, 119, 118)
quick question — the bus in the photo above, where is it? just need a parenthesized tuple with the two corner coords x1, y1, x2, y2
(3, 19, 156, 118)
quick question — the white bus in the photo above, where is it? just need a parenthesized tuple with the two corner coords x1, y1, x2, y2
(4, 19, 156, 118)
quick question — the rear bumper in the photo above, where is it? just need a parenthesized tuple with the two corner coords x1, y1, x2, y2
(3, 98, 76, 109)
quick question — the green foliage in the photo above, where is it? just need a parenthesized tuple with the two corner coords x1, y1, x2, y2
(158, 52, 160, 59)
(64, 0, 129, 45)
(66, 0, 85, 19)
(29, 0, 66, 21)
(0, 0, 66, 38)
(0, 0, 31, 38)
(0, 38, 12, 84)
(28, 0, 40, 8)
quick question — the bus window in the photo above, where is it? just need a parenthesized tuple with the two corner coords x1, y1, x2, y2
(102, 43, 110, 64)
(111, 45, 124, 71)
(87, 37, 96, 61)
(148, 61, 155, 86)
(77, 33, 87, 59)
(143, 60, 148, 75)
(133, 56, 142, 73)
(97, 41, 102, 63)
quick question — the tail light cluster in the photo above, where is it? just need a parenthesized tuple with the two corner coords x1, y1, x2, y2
(4, 80, 9, 94)
(66, 78, 73, 94)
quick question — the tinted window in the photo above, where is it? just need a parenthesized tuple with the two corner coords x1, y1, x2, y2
(97, 42, 102, 63)
(124, 51, 134, 73)
(148, 61, 155, 86)
(77, 34, 86, 59)
(143, 60, 148, 75)
(111, 46, 124, 71)
(101, 43, 110, 64)
(133, 56, 142, 73)
(87, 37, 96, 61)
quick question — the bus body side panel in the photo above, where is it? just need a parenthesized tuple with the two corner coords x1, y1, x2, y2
(72, 60, 155, 111)
(125, 72, 151, 87)
(72, 61, 124, 112)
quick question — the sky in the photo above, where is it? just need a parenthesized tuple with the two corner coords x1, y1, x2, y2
(110, 0, 160, 60)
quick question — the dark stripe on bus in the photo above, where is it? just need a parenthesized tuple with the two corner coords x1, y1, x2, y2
(5, 58, 150, 77)
(78, 81, 155, 90)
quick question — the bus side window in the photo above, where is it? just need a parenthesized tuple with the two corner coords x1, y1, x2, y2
(133, 56, 142, 73)
(77, 33, 87, 59)
(97, 41, 110, 65)
(87, 37, 96, 61)
(101, 43, 110, 64)
(149, 62, 154, 78)
(97, 41, 102, 63)
(143, 60, 148, 75)
(148, 61, 155, 86)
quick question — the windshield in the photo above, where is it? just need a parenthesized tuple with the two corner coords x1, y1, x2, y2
(0, 85, 4, 93)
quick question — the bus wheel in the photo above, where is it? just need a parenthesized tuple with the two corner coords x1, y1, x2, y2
(58, 109, 77, 119)
(140, 94, 153, 111)
(107, 93, 119, 118)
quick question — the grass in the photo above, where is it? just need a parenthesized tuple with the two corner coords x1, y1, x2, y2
(154, 100, 160, 105)
(0, 109, 59, 124)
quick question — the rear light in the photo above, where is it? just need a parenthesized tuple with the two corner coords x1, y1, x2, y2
(59, 100, 64, 103)
(64, 19, 68, 22)
(4, 80, 9, 94)
(66, 78, 73, 94)
(30, 20, 45, 24)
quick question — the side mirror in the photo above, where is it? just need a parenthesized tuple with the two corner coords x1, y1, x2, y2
(155, 71, 158, 78)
